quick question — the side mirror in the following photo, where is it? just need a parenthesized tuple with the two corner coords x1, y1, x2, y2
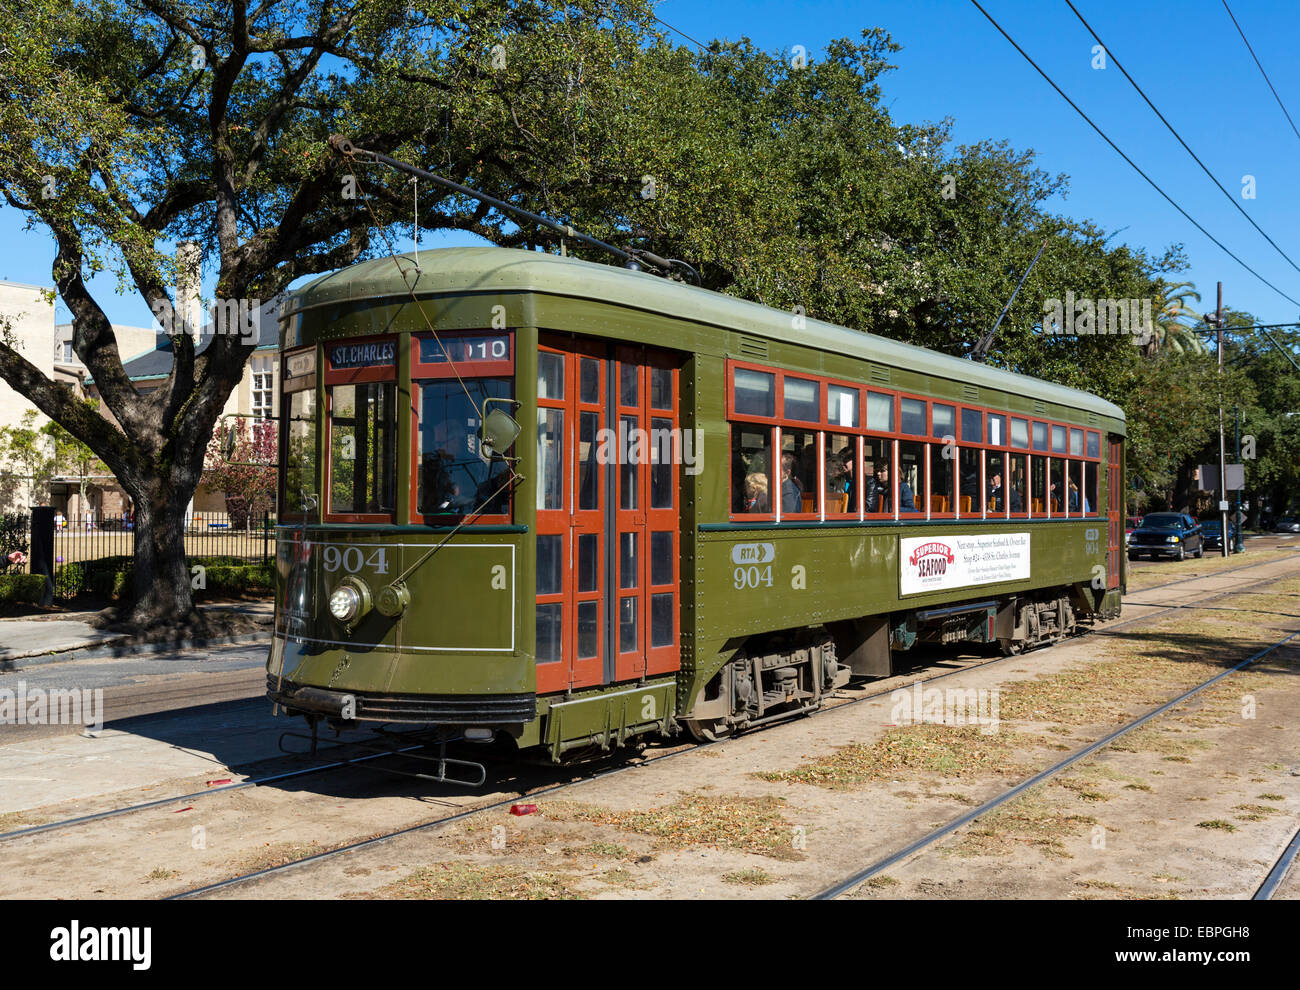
(479, 400, 521, 462)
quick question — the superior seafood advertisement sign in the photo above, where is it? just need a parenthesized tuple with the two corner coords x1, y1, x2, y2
(899, 532, 1031, 596)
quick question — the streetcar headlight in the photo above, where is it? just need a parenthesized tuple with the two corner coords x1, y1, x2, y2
(329, 585, 360, 621)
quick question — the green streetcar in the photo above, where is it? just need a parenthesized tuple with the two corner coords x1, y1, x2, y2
(266, 245, 1125, 774)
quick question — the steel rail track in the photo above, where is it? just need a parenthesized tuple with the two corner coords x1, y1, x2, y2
(5, 551, 1292, 856)
(1253, 823, 1300, 900)
(161, 558, 1300, 900)
(810, 627, 1300, 900)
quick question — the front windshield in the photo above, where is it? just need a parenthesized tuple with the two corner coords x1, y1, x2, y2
(418, 378, 513, 517)
(1143, 514, 1182, 529)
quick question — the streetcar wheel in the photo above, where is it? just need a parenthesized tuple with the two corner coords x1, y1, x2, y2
(685, 719, 732, 743)
(998, 638, 1025, 657)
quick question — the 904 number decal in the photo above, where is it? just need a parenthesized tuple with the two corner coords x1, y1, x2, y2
(734, 565, 773, 590)
(321, 545, 390, 575)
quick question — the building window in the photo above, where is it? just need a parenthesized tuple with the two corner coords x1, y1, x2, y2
(252, 362, 274, 419)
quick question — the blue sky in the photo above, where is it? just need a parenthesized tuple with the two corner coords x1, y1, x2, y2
(3, 0, 1299, 329)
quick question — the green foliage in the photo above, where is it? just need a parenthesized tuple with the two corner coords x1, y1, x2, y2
(53, 554, 271, 600)
(0, 412, 54, 514)
(0, 573, 45, 604)
(0, 513, 29, 572)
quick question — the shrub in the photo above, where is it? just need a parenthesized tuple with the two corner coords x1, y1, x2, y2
(0, 573, 45, 604)
(53, 554, 274, 600)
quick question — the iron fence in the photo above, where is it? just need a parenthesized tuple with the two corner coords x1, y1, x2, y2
(1, 510, 274, 598)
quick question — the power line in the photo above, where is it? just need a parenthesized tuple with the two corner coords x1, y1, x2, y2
(652, 14, 711, 53)
(969, 0, 1300, 310)
(1066, 0, 1300, 279)
(1222, 0, 1300, 146)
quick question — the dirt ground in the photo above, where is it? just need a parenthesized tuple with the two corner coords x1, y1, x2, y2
(4, 549, 1300, 900)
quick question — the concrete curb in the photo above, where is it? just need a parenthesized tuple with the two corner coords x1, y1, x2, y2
(0, 631, 270, 669)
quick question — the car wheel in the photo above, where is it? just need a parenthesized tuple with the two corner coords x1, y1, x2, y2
(1195, 544, 1204, 558)
(1176, 545, 1186, 561)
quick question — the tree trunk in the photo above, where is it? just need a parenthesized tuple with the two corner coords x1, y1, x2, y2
(128, 484, 196, 627)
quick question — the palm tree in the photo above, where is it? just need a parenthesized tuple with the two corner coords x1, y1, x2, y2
(1137, 281, 1208, 357)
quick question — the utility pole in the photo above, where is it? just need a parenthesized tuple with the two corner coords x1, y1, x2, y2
(1216, 282, 1229, 558)
(1234, 408, 1245, 553)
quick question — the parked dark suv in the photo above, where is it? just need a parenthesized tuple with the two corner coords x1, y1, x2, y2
(1128, 512, 1204, 561)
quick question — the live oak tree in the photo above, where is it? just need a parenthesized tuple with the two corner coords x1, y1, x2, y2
(0, 0, 1184, 627)
(0, 0, 669, 627)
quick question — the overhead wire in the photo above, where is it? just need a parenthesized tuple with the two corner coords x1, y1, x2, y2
(970, 0, 1300, 310)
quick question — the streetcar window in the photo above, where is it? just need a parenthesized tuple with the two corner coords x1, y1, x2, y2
(577, 411, 599, 511)
(329, 382, 396, 516)
(932, 403, 955, 440)
(1049, 461, 1065, 512)
(1008, 453, 1027, 513)
(651, 532, 673, 585)
(1032, 421, 1048, 451)
(866, 391, 893, 432)
(578, 534, 599, 592)
(619, 596, 638, 653)
(1070, 428, 1084, 456)
(537, 534, 562, 596)
(620, 414, 639, 509)
(784, 377, 821, 422)
(538, 352, 564, 400)
(1051, 424, 1067, 454)
(620, 532, 638, 589)
(650, 416, 674, 509)
(651, 592, 674, 648)
(417, 379, 512, 518)
(897, 441, 925, 514)
(284, 390, 317, 514)
(929, 442, 954, 514)
(577, 602, 599, 660)
(864, 439, 888, 516)
(535, 604, 562, 663)
(650, 367, 673, 410)
(537, 408, 564, 511)
(987, 452, 1006, 514)
(829, 385, 859, 428)
(825, 434, 856, 515)
(1067, 461, 1084, 514)
(780, 430, 818, 515)
(734, 368, 775, 418)
(961, 408, 982, 443)
(958, 447, 982, 516)
(901, 398, 926, 436)
(1010, 418, 1029, 449)
(987, 414, 1005, 447)
(1031, 457, 1047, 515)
(619, 364, 638, 407)
(732, 427, 773, 514)
(580, 358, 600, 404)
(1085, 461, 1099, 515)
(1086, 430, 1101, 459)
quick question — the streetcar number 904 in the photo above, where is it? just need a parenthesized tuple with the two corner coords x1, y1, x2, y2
(734, 565, 773, 590)
(321, 546, 389, 575)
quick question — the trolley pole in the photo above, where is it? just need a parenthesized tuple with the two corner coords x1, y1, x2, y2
(1216, 282, 1229, 558)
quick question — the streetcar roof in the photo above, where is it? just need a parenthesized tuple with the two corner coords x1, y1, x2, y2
(286, 246, 1125, 423)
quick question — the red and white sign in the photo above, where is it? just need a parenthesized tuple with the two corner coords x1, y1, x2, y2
(900, 532, 1030, 596)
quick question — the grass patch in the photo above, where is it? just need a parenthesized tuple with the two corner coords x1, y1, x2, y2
(755, 724, 1024, 789)
(722, 868, 777, 887)
(945, 788, 1098, 859)
(361, 862, 583, 900)
(141, 867, 180, 882)
(865, 874, 900, 889)
(1258, 793, 1286, 802)
(544, 792, 804, 861)
(1196, 820, 1238, 832)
